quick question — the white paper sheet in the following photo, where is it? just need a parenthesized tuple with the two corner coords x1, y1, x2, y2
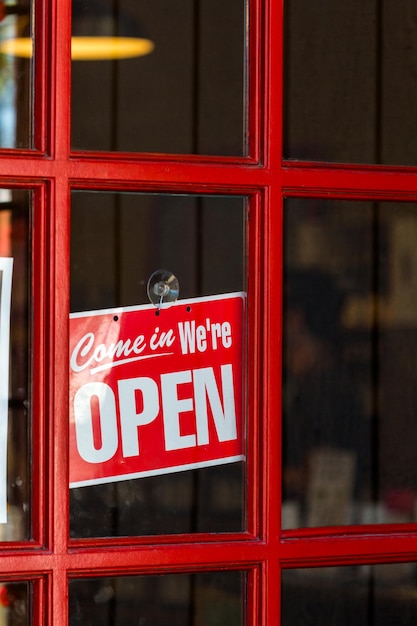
(0, 258, 13, 523)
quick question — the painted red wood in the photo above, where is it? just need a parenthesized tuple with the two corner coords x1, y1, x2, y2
(3, 0, 417, 624)
(0, 0, 270, 624)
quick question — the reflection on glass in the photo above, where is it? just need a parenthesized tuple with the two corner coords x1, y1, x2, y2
(283, 198, 417, 529)
(284, 0, 417, 166)
(282, 564, 417, 626)
(70, 192, 247, 537)
(0, 190, 30, 541)
(71, 0, 246, 155)
(70, 571, 245, 626)
(0, 1, 33, 148)
(0, 581, 30, 625)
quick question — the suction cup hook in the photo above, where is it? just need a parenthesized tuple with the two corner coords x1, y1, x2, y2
(147, 270, 179, 311)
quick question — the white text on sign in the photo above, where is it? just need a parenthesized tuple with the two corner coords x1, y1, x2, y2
(74, 364, 237, 464)
(178, 319, 232, 353)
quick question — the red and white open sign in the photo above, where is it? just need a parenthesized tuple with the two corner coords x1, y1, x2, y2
(69, 292, 246, 488)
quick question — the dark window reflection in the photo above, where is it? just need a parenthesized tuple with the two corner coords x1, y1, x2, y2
(70, 193, 246, 310)
(70, 464, 245, 538)
(0, 581, 30, 626)
(70, 192, 247, 538)
(71, 0, 246, 156)
(70, 571, 245, 626)
(0, 190, 31, 541)
(283, 198, 417, 528)
(0, 1, 33, 149)
(284, 0, 417, 166)
(282, 565, 417, 626)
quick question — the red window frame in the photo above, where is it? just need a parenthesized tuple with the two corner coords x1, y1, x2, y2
(3, 0, 417, 624)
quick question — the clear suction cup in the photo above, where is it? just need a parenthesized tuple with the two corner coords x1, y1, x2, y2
(147, 270, 179, 309)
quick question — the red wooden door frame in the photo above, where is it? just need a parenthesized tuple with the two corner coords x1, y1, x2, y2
(3, 0, 417, 624)
(0, 0, 279, 623)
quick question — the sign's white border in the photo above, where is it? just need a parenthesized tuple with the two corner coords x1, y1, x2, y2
(0, 257, 13, 523)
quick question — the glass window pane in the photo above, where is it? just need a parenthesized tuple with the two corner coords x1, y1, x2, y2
(282, 564, 417, 626)
(0, 581, 31, 625)
(70, 192, 247, 537)
(283, 198, 417, 529)
(71, 0, 246, 156)
(0, 190, 31, 541)
(284, 0, 417, 166)
(70, 571, 245, 626)
(0, 1, 33, 149)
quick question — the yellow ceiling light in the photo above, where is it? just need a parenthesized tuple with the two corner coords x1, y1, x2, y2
(0, 36, 155, 60)
(72, 36, 154, 61)
(0, 0, 155, 61)
(0, 36, 31, 58)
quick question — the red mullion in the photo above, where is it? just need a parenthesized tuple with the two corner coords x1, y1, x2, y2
(263, 559, 280, 626)
(70, 151, 261, 168)
(67, 159, 271, 190)
(35, 575, 50, 626)
(261, 0, 283, 619)
(51, 177, 70, 546)
(67, 543, 267, 575)
(283, 185, 417, 204)
(0, 156, 57, 179)
(246, 190, 265, 540)
(282, 164, 417, 199)
(68, 548, 264, 577)
(47, 15, 72, 621)
(50, 177, 70, 626)
(280, 527, 417, 572)
(0, 541, 266, 573)
(52, 566, 68, 626)
(49, 0, 72, 160)
(283, 158, 417, 178)
(265, 0, 283, 171)
(261, 185, 283, 544)
(262, 0, 284, 543)
(247, 564, 262, 626)
(247, 0, 264, 164)
(33, 0, 49, 154)
(280, 532, 417, 569)
(31, 184, 49, 549)
(261, 181, 282, 624)
(282, 521, 417, 543)
(70, 533, 256, 552)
